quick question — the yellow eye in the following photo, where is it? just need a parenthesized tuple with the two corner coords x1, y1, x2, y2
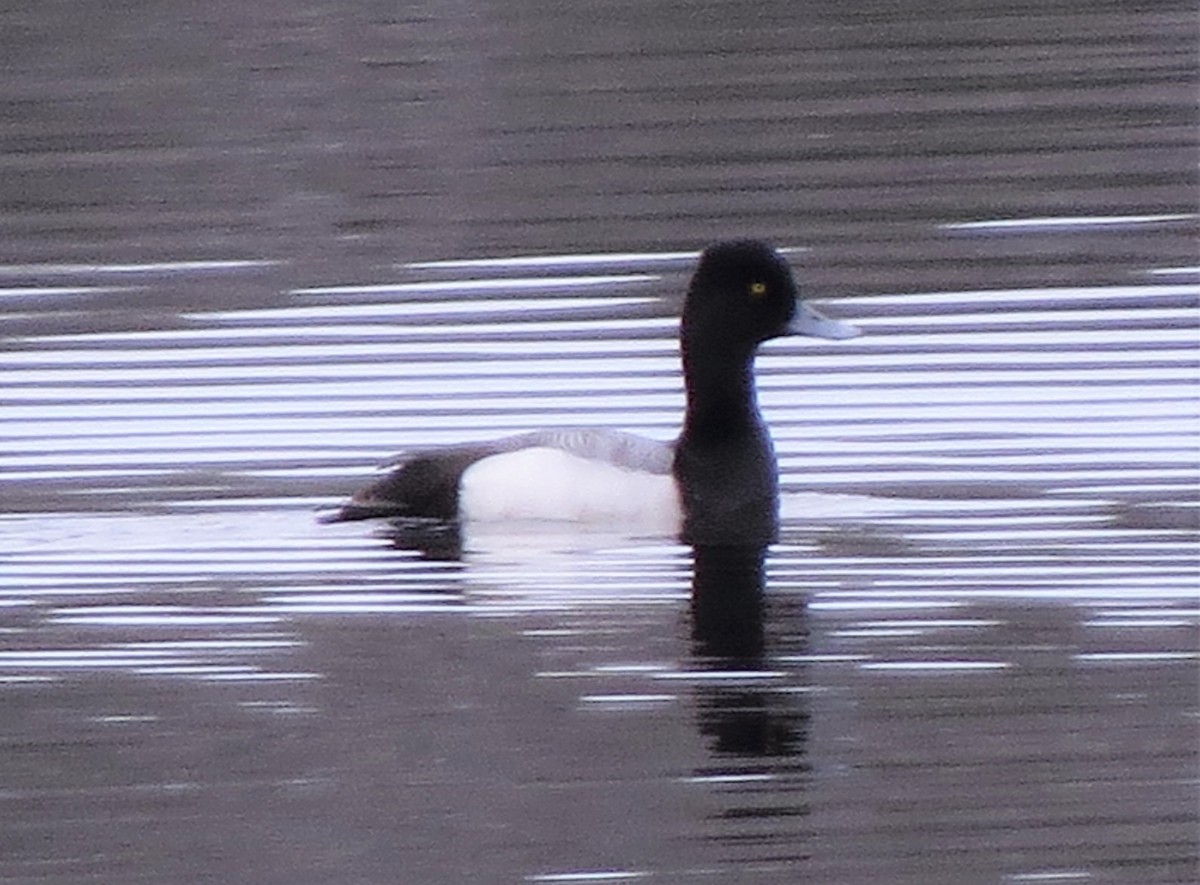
(749, 281, 767, 298)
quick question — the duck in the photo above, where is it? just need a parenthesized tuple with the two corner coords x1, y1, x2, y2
(322, 240, 859, 545)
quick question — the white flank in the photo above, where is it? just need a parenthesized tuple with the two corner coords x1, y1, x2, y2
(459, 447, 682, 532)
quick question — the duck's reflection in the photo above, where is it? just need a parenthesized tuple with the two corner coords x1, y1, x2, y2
(690, 545, 766, 662)
(379, 517, 464, 561)
(370, 527, 811, 760)
(690, 545, 808, 759)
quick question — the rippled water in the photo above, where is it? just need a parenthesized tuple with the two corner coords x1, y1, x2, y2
(3, 0, 1199, 882)
(4, 508, 1198, 881)
(4, 250, 1197, 883)
(6, 255, 1197, 510)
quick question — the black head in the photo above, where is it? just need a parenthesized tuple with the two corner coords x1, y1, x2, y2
(681, 240, 801, 356)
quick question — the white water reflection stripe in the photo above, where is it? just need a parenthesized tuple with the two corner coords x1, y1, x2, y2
(4, 329, 1196, 368)
(848, 283, 1198, 308)
(19, 316, 677, 346)
(849, 306, 1193, 327)
(1075, 652, 1199, 662)
(4, 410, 1195, 444)
(1148, 266, 1200, 277)
(6, 380, 1194, 422)
(4, 347, 1193, 385)
(6, 447, 1194, 479)
(292, 274, 657, 296)
(4, 365, 1197, 400)
(406, 250, 704, 270)
(10, 432, 1191, 465)
(942, 213, 1198, 231)
(0, 337, 678, 364)
(0, 286, 136, 297)
(18, 306, 1195, 348)
(0, 260, 281, 275)
(860, 661, 1011, 671)
(8, 558, 418, 576)
(188, 295, 657, 323)
(526, 871, 651, 883)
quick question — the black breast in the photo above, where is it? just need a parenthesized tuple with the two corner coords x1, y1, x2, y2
(673, 423, 779, 546)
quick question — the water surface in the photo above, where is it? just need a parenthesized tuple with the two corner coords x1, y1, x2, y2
(2, 1, 1198, 882)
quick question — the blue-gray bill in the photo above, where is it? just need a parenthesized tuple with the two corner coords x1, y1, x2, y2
(789, 300, 860, 340)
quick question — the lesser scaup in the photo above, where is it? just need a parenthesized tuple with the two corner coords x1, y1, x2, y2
(324, 240, 858, 544)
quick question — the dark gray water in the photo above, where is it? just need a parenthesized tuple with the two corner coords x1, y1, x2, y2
(2, 1, 1198, 883)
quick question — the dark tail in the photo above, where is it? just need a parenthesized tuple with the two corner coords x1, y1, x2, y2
(320, 443, 495, 524)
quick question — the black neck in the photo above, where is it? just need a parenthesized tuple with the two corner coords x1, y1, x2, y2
(680, 345, 763, 444)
